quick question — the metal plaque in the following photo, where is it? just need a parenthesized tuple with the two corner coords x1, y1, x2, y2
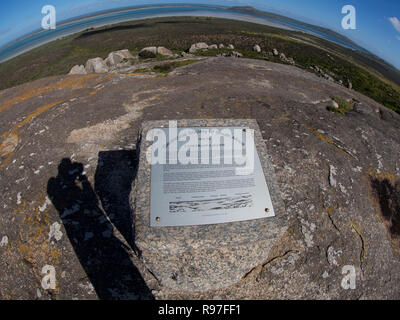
(149, 126, 275, 227)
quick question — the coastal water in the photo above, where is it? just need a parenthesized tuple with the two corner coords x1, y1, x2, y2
(0, 5, 363, 62)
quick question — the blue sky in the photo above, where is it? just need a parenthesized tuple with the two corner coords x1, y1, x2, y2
(0, 0, 399, 69)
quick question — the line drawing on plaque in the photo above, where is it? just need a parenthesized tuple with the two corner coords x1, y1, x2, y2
(169, 194, 253, 213)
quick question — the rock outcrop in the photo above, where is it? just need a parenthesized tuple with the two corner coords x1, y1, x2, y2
(156, 46, 174, 57)
(253, 44, 261, 53)
(139, 47, 158, 58)
(181, 52, 194, 58)
(348, 80, 353, 90)
(310, 65, 345, 84)
(226, 51, 243, 58)
(189, 42, 209, 53)
(85, 57, 108, 74)
(68, 44, 300, 77)
(68, 65, 87, 75)
(327, 100, 339, 109)
(69, 49, 137, 74)
(104, 49, 135, 68)
(139, 46, 176, 58)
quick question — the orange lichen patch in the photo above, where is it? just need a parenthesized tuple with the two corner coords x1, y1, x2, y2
(42, 247, 61, 265)
(348, 221, 367, 262)
(82, 74, 117, 95)
(14, 191, 62, 267)
(306, 124, 355, 158)
(0, 100, 64, 169)
(7, 99, 63, 134)
(13, 200, 28, 216)
(14, 190, 51, 228)
(125, 72, 145, 77)
(89, 88, 101, 96)
(17, 244, 35, 264)
(273, 114, 291, 123)
(0, 133, 18, 157)
(366, 168, 400, 184)
(0, 74, 100, 115)
(349, 221, 363, 235)
(101, 73, 117, 80)
(0, 74, 115, 168)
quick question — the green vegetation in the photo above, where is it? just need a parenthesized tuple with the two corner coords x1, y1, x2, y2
(332, 96, 355, 110)
(195, 48, 230, 57)
(0, 16, 399, 114)
(327, 106, 346, 116)
(152, 59, 201, 74)
(327, 96, 355, 116)
(132, 67, 150, 73)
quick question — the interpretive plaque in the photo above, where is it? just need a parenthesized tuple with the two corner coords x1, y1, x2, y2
(149, 126, 275, 227)
(132, 119, 286, 292)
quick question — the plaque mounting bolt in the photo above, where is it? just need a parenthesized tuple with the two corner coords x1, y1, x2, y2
(265, 208, 270, 214)
(155, 217, 161, 222)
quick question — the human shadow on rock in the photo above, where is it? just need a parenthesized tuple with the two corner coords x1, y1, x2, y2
(47, 157, 152, 300)
(94, 150, 137, 249)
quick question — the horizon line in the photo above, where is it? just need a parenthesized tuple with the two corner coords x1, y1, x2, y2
(0, 3, 398, 71)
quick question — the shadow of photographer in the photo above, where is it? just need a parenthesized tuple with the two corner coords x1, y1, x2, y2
(47, 152, 152, 300)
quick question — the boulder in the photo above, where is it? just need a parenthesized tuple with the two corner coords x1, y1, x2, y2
(157, 47, 174, 57)
(118, 49, 134, 59)
(181, 52, 194, 58)
(226, 51, 243, 58)
(85, 58, 108, 74)
(208, 44, 218, 49)
(139, 47, 158, 58)
(105, 49, 134, 67)
(227, 44, 235, 49)
(189, 42, 209, 53)
(218, 44, 225, 49)
(327, 100, 339, 109)
(253, 44, 261, 53)
(323, 74, 334, 82)
(273, 48, 279, 56)
(68, 65, 87, 75)
(353, 103, 381, 117)
(380, 107, 397, 120)
(279, 53, 287, 60)
(348, 80, 353, 90)
(287, 57, 295, 65)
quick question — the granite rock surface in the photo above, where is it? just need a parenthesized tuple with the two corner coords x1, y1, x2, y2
(0, 57, 399, 299)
